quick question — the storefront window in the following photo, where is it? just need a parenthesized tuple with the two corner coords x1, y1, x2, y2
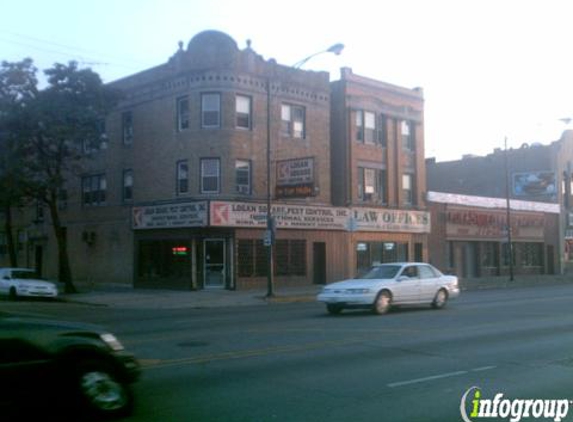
(356, 241, 409, 275)
(138, 240, 191, 280)
(275, 239, 306, 276)
(237, 239, 268, 277)
(481, 242, 498, 268)
(521, 243, 543, 267)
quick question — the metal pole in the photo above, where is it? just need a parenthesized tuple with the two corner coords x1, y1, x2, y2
(266, 78, 275, 297)
(504, 137, 514, 281)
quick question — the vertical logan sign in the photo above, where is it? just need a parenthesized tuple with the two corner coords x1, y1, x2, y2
(132, 201, 208, 229)
(275, 157, 315, 198)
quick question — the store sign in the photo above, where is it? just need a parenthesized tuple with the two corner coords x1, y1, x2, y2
(351, 208, 431, 233)
(210, 201, 431, 233)
(445, 208, 544, 240)
(210, 201, 349, 230)
(132, 201, 208, 229)
(276, 157, 315, 198)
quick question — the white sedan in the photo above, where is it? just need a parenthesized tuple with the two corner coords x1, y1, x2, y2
(317, 262, 459, 315)
(0, 268, 59, 299)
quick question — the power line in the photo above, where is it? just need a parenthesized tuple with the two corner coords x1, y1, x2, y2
(0, 29, 154, 70)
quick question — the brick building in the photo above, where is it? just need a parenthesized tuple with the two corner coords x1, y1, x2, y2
(1, 31, 430, 289)
(427, 192, 560, 279)
(427, 130, 573, 275)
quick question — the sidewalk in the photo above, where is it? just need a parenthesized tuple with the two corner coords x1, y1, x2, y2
(60, 283, 322, 310)
(60, 274, 573, 310)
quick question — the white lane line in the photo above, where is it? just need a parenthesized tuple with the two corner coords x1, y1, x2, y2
(471, 365, 497, 372)
(388, 371, 468, 388)
(387, 366, 496, 388)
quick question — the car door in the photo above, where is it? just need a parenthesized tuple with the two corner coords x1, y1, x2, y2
(392, 265, 421, 304)
(418, 265, 441, 302)
(0, 269, 8, 295)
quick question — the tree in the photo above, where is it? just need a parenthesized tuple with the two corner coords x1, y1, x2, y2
(21, 61, 120, 293)
(0, 58, 38, 267)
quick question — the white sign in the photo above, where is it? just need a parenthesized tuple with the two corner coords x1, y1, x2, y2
(210, 201, 350, 231)
(132, 202, 208, 229)
(351, 208, 431, 233)
(277, 157, 314, 186)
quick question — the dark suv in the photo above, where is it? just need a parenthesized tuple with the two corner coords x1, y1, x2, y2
(0, 313, 140, 420)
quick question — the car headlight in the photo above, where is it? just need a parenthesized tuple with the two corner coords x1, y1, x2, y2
(100, 333, 125, 351)
(346, 288, 371, 294)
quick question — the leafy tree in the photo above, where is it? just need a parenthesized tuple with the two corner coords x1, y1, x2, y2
(0, 58, 38, 267)
(20, 61, 120, 293)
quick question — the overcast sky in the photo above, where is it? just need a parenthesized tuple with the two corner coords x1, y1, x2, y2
(2, 0, 573, 161)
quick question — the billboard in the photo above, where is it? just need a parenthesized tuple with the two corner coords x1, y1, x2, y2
(513, 171, 556, 200)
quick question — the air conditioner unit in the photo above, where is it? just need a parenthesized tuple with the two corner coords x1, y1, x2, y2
(237, 185, 250, 195)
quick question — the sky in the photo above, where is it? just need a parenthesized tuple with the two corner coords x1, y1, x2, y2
(2, 0, 573, 162)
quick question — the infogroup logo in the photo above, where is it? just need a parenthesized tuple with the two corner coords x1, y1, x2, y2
(460, 386, 570, 422)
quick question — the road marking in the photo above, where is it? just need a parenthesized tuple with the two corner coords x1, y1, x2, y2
(141, 337, 367, 370)
(387, 366, 496, 388)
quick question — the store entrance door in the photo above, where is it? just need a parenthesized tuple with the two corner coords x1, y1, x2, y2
(205, 239, 225, 288)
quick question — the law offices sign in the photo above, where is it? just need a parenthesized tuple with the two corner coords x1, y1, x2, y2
(350, 207, 431, 233)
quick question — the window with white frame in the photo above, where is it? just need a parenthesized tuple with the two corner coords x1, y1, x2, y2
(202, 93, 220, 128)
(358, 167, 387, 203)
(402, 173, 414, 205)
(235, 160, 251, 194)
(122, 111, 133, 145)
(177, 96, 190, 131)
(402, 120, 415, 151)
(176, 160, 189, 195)
(355, 110, 376, 144)
(236, 95, 251, 129)
(281, 104, 305, 138)
(82, 174, 107, 206)
(123, 169, 133, 202)
(201, 158, 220, 193)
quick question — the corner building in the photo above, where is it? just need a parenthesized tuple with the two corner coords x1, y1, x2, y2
(1, 31, 430, 290)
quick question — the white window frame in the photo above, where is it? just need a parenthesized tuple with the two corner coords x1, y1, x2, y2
(177, 96, 190, 131)
(235, 160, 251, 194)
(202, 93, 221, 128)
(123, 169, 133, 202)
(281, 103, 305, 139)
(236, 95, 251, 129)
(201, 158, 220, 194)
(176, 160, 189, 195)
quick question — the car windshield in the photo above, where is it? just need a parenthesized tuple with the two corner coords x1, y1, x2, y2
(359, 265, 401, 280)
(12, 271, 41, 280)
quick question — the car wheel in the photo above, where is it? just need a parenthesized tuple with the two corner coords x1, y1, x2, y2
(373, 290, 391, 315)
(432, 289, 448, 309)
(73, 359, 133, 418)
(326, 304, 343, 315)
(8, 287, 18, 301)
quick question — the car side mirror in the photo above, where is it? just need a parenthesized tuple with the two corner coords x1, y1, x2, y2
(397, 276, 408, 282)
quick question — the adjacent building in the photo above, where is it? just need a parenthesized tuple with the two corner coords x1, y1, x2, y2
(427, 130, 573, 276)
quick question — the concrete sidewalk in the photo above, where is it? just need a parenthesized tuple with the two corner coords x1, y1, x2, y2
(59, 274, 573, 310)
(60, 284, 322, 310)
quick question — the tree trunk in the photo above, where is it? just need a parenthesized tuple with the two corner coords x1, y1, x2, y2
(47, 198, 76, 293)
(3, 204, 18, 267)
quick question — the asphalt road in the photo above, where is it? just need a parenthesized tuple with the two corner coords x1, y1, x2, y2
(5, 284, 573, 422)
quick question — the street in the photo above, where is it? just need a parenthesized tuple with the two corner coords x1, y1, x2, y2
(5, 284, 573, 421)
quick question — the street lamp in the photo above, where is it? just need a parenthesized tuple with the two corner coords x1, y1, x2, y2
(504, 137, 515, 281)
(265, 43, 344, 298)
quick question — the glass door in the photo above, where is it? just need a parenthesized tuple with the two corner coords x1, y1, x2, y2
(204, 239, 225, 288)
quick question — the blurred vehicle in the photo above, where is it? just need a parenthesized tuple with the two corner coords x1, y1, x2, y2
(0, 267, 58, 300)
(0, 314, 140, 420)
(317, 262, 460, 315)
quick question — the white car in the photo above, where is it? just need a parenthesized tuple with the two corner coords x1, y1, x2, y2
(317, 262, 459, 315)
(0, 268, 59, 299)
